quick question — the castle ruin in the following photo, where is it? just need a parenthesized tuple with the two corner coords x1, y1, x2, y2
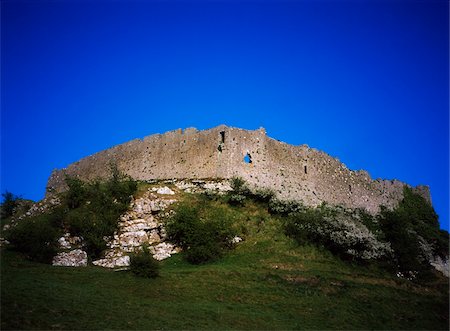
(46, 125, 431, 214)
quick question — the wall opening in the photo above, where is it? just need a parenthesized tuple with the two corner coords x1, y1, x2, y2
(220, 131, 225, 144)
(244, 153, 252, 164)
(304, 165, 307, 174)
(218, 144, 223, 152)
(349, 185, 352, 193)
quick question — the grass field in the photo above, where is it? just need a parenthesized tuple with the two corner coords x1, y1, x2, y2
(1, 193, 449, 330)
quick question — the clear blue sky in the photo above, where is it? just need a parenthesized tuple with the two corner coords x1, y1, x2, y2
(1, 0, 448, 231)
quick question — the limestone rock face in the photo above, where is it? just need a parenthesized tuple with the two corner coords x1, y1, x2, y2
(52, 249, 87, 267)
(92, 188, 179, 268)
(151, 242, 180, 261)
(91, 180, 234, 268)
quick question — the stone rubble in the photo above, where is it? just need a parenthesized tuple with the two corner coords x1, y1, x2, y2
(57, 233, 82, 250)
(231, 236, 243, 244)
(3, 197, 62, 232)
(52, 249, 88, 267)
(20, 197, 61, 220)
(154, 186, 175, 195)
(151, 242, 181, 261)
(93, 255, 130, 268)
(174, 180, 232, 194)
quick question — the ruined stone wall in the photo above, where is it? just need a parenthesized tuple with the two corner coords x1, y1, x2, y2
(46, 125, 431, 214)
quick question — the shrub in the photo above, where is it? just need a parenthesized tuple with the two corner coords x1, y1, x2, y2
(252, 188, 275, 203)
(65, 176, 87, 209)
(130, 247, 160, 278)
(185, 241, 222, 264)
(378, 208, 428, 274)
(230, 177, 251, 195)
(6, 166, 137, 263)
(269, 198, 305, 215)
(6, 212, 61, 263)
(200, 190, 219, 201)
(228, 193, 246, 206)
(166, 202, 235, 264)
(63, 167, 137, 259)
(228, 177, 251, 206)
(378, 186, 449, 276)
(285, 206, 392, 261)
(1, 191, 21, 220)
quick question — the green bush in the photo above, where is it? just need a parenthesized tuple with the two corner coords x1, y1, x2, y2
(401, 187, 448, 259)
(6, 167, 137, 263)
(185, 242, 222, 264)
(166, 202, 235, 264)
(268, 198, 305, 215)
(228, 177, 251, 206)
(63, 166, 137, 259)
(1, 191, 21, 220)
(228, 193, 247, 206)
(65, 176, 87, 209)
(6, 212, 62, 263)
(130, 248, 160, 278)
(378, 208, 425, 273)
(377, 186, 448, 277)
(230, 177, 251, 196)
(252, 188, 275, 203)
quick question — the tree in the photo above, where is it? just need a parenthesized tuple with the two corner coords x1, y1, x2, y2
(1, 191, 21, 219)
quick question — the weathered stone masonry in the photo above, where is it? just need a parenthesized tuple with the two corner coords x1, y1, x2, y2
(46, 125, 431, 214)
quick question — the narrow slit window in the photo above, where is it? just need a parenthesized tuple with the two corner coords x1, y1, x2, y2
(304, 165, 307, 174)
(220, 131, 225, 144)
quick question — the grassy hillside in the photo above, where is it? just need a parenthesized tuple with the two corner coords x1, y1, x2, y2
(1, 188, 448, 330)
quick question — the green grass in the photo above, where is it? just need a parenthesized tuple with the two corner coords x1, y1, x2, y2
(1, 192, 448, 330)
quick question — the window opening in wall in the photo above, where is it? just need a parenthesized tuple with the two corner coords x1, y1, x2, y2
(349, 185, 352, 193)
(220, 131, 225, 144)
(218, 144, 223, 152)
(244, 153, 252, 164)
(304, 165, 307, 174)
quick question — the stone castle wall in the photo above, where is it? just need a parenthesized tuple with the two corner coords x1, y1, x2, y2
(46, 125, 431, 214)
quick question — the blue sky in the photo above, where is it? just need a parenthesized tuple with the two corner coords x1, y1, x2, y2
(1, 0, 448, 231)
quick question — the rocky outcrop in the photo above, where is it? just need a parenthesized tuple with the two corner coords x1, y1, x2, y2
(92, 186, 179, 268)
(52, 249, 87, 267)
(92, 181, 228, 268)
(57, 233, 82, 250)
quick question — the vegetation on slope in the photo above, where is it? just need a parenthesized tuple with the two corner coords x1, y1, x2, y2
(0, 177, 448, 330)
(1, 189, 449, 330)
(5, 166, 137, 261)
(166, 201, 236, 264)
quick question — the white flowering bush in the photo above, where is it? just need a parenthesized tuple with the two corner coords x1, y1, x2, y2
(324, 215, 393, 260)
(285, 207, 392, 261)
